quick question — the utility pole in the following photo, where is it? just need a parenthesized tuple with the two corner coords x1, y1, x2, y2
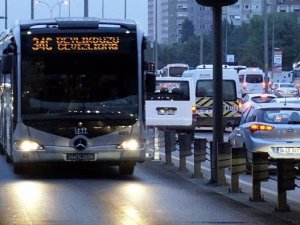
(195, 0, 238, 185)
(199, 33, 203, 65)
(263, 0, 269, 93)
(154, 0, 158, 73)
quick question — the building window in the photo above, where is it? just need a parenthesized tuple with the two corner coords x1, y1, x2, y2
(177, 12, 188, 17)
(177, 20, 184, 26)
(244, 14, 250, 20)
(294, 8, 300, 12)
(177, 4, 187, 9)
(244, 4, 250, 10)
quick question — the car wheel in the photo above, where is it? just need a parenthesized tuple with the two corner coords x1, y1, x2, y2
(243, 147, 252, 174)
(119, 162, 136, 175)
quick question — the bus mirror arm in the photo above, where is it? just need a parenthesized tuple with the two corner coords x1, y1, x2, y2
(1, 54, 13, 75)
(145, 72, 156, 93)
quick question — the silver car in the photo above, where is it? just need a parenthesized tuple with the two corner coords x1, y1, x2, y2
(241, 93, 277, 112)
(229, 103, 300, 160)
(271, 82, 298, 97)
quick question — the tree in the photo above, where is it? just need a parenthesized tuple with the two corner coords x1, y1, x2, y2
(157, 12, 300, 71)
(180, 19, 195, 43)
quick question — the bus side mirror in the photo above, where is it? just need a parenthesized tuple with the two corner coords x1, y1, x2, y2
(195, 0, 238, 6)
(146, 72, 156, 93)
(1, 54, 13, 74)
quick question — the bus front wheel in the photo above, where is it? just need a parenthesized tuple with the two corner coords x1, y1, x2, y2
(13, 163, 25, 174)
(119, 162, 136, 175)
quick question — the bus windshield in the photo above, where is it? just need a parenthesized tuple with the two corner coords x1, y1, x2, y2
(21, 31, 138, 122)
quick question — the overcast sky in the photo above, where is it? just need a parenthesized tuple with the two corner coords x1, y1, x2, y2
(0, 0, 148, 34)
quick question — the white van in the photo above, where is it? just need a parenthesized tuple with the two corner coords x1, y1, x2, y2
(146, 77, 195, 131)
(238, 68, 265, 97)
(182, 65, 242, 128)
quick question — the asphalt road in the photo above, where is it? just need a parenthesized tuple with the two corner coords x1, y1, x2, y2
(0, 149, 299, 225)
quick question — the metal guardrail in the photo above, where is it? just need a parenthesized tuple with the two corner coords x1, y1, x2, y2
(147, 128, 300, 212)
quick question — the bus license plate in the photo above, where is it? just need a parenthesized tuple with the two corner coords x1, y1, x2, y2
(278, 147, 300, 154)
(66, 153, 95, 161)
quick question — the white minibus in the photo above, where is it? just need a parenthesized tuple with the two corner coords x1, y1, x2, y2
(238, 68, 265, 97)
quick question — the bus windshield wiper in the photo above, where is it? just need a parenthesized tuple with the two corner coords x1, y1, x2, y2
(288, 121, 300, 124)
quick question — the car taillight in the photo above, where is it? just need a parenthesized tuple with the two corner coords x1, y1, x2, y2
(249, 124, 274, 132)
(192, 106, 196, 114)
(238, 100, 242, 110)
(192, 106, 197, 121)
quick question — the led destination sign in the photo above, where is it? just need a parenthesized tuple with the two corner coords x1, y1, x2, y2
(31, 36, 120, 51)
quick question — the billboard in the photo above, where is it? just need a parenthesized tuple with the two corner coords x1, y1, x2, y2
(273, 48, 282, 74)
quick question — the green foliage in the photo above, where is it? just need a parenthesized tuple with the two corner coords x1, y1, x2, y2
(180, 19, 195, 43)
(156, 13, 300, 71)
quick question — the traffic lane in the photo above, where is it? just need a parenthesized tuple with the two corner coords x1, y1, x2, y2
(0, 156, 293, 225)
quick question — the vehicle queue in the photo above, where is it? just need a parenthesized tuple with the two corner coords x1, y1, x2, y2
(153, 63, 300, 169)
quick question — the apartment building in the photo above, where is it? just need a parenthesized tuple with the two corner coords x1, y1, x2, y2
(148, 0, 190, 44)
(224, 0, 300, 26)
(148, 0, 300, 45)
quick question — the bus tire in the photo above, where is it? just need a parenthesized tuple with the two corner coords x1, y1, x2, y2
(13, 163, 25, 174)
(119, 162, 135, 175)
(5, 151, 12, 163)
(0, 144, 4, 155)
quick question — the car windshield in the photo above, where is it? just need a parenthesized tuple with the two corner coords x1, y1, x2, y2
(245, 74, 263, 83)
(195, 79, 237, 101)
(251, 96, 276, 103)
(260, 109, 300, 124)
(280, 84, 294, 88)
(147, 80, 190, 101)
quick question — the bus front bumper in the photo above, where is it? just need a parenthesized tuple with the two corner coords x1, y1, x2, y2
(13, 149, 146, 164)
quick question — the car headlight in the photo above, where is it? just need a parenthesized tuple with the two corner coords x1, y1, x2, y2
(117, 139, 139, 150)
(16, 140, 44, 151)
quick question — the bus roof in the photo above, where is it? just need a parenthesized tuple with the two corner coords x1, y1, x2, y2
(17, 17, 138, 30)
(238, 67, 263, 74)
(196, 64, 232, 69)
(182, 67, 238, 80)
(164, 63, 189, 68)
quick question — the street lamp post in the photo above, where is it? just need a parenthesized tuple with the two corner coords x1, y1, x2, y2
(263, 0, 269, 93)
(124, 0, 127, 19)
(102, 0, 104, 18)
(5, 0, 7, 29)
(35, 0, 68, 18)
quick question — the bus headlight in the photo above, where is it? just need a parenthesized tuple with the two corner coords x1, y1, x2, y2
(16, 140, 44, 152)
(117, 139, 139, 150)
